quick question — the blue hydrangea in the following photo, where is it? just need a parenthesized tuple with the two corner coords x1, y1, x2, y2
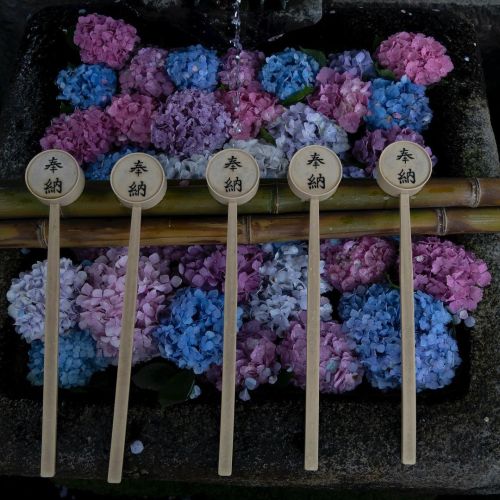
(339, 284, 460, 391)
(165, 44, 220, 91)
(56, 64, 117, 109)
(153, 288, 243, 374)
(27, 329, 108, 388)
(365, 76, 432, 132)
(328, 49, 377, 80)
(259, 48, 320, 101)
(84, 146, 141, 180)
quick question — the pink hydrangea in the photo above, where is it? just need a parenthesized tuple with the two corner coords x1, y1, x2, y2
(375, 32, 454, 86)
(175, 245, 217, 288)
(278, 312, 363, 394)
(307, 67, 371, 133)
(106, 94, 157, 147)
(205, 320, 280, 400)
(76, 247, 182, 364)
(74, 13, 139, 70)
(40, 107, 116, 164)
(321, 237, 396, 292)
(219, 48, 265, 90)
(412, 237, 491, 316)
(352, 126, 436, 175)
(119, 47, 175, 98)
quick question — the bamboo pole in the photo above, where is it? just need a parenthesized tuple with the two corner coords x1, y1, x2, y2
(0, 208, 499, 248)
(0, 178, 500, 219)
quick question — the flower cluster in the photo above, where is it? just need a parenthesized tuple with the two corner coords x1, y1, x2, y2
(84, 146, 141, 180)
(56, 64, 117, 109)
(206, 320, 281, 400)
(352, 126, 436, 174)
(154, 287, 242, 374)
(365, 76, 432, 132)
(328, 49, 376, 80)
(260, 48, 319, 100)
(27, 329, 108, 388)
(375, 32, 454, 86)
(119, 47, 174, 99)
(156, 153, 209, 180)
(308, 68, 371, 133)
(219, 49, 265, 89)
(411, 237, 491, 324)
(7, 258, 86, 343)
(40, 106, 116, 164)
(166, 44, 220, 91)
(267, 103, 350, 160)
(151, 90, 230, 157)
(321, 237, 396, 292)
(74, 14, 139, 70)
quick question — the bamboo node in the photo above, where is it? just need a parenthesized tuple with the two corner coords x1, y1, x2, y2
(38, 219, 48, 248)
(471, 177, 481, 208)
(436, 208, 448, 235)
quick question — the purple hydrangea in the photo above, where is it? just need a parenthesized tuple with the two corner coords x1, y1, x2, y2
(74, 13, 139, 70)
(119, 47, 175, 98)
(40, 106, 116, 164)
(328, 49, 377, 79)
(7, 258, 87, 342)
(219, 48, 265, 90)
(151, 90, 231, 157)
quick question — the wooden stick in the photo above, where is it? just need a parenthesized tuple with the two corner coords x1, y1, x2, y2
(399, 194, 416, 465)
(305, 197, 321, 471)
(218, 201, 238, 476)
(40, 203, 60, 478)
(107, 205, 142, 484)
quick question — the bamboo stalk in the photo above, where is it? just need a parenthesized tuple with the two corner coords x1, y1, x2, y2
(0, 208, 499, 248)
(1, 178, 500, 219)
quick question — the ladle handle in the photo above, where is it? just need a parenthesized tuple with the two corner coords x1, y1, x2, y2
(108, 205, 142, 483)
(400, 193, 416, 465)
(305, 197, 321, 471)
(41, 203, 61, 478)
(218, 201, 239, 476)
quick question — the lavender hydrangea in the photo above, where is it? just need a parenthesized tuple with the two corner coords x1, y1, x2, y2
(56, 64, 117, 109)
(339, 284, 460, 390)
(151, 90, 231, 157)
(328, 49, 377, 79)
(365, 76, 432, 132)
(219, 48, 265, 90)
(7, 258, 86, 343)
(155, 153, 209, 180)
(153, 287, 243, 374)
(260, 48, 320, 101)
(267, 103, 350, 160)
(166, 44, 220, 91)
(84, 146, 141, 180)
(27, 329, 109, 388)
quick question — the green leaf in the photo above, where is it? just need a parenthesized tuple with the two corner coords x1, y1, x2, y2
(259, 127, 276, 146)
(218, 83, 229, 91)
(59, 101, 74, 114)
(300, 47, 327, 67)
(281, 86, 314, 106)
(132, 361, 176, 392)
(158, 370, 195, 408)
(375, 63, 396, 80)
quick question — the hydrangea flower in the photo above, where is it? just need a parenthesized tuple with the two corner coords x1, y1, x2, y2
(56, 64, 117, 109)
(321, 237, 396, 292)
(174, 244, 216, 288)
(365, 76, 432, 132)
(106, 94, 157, 148)
(278, 312, 363, 393)
(155, 153, 209, 180)
(260, 48, 320, 100)
(216, 86, 284, 140)
(40, 107, 116, 164)
(342, 165, 368, 178)
(153, 287, 243, 374)
(7, 258, 86, 343)
(352, 126, 436, 175)
(119, 47, 174, 98)
(27, 329, 109, 388)
(205, 320, 281, 400)
(219, 48, 265, 90)
(74, 13, 139, 70)
(328, 49, 376, 79)
(84, 146, 141, 180)
(267, 103, 350, 160)
(308, 68, 371, 133)
(165, 44, 220, 91)
(151, 90, 231, 157)
(77, 248, 182, 364)
(411, 237, 491, 322)
(339, 284, 460, 390)
(375, 32, 454, 86)
(223, 139, 288, 178)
